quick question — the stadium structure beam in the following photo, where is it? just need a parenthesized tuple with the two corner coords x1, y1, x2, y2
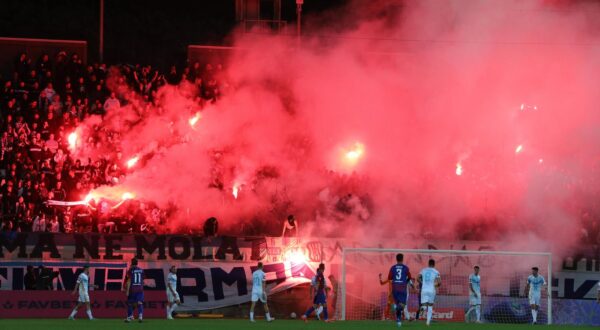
(99, 0, 104, 62)
(296, 0, 303, 45)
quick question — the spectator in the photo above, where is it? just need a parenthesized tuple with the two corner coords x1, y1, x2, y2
(166, 66, 179, 85)
(76, 77, 87, 100)
(49, 215, 60, 233)
(15, 53, 31, 78)
(203, 217, 218, 238)
(24, 265, 37, 290)
(36, 54, 50, 73)
(103, 92, 120, 112)
(46, 111, 57, 132)
(53, 149, 67, 168)
(51, 94, 64, 115)
(63, 213, 73, 233)
(15, 196, 27, 230)
(25, 69, 38, 89)
(42, 83, 56, 104)
(90, 83, 104, 104)
(32, 213, 47, 232)
(281, 214, 299, 237)
(36, 265, 58, 290)
(29, 136, 43, 161)
(44, 133, 59, 154)
(52, 181, 66, 201)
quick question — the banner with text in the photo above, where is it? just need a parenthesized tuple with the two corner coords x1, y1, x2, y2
(1, 231, 600, 314)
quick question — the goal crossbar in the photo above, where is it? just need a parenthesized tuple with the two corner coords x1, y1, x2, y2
(340, 248, 553, 324)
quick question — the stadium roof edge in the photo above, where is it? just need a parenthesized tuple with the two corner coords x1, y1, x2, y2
(0, 37, 87, 45)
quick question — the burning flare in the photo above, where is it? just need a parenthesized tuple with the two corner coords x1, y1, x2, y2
(232, 183, 240, 199)
(344, 142, 365, 165)
(455, 163, 463, 176)
(283, 250, 307, 264)
(189, 112, 202, 128)
(84, 192, 94, 204)
(520, 103, 538, 111)
(68, 132, 78, 150)
(127, 156, 139, 169)
(122, 192, 135, 200)
(515, 144, 523, 154)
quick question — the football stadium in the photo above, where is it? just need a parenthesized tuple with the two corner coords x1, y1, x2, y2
(1, 0, 600, 329)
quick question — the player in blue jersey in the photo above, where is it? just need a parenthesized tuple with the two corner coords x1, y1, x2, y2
(386, 253, 412, 327)
(524, 267, 546, 325)
(465, 266, 482, 323)
(124, 258, 145, 323)
(302, 263, 330, 323)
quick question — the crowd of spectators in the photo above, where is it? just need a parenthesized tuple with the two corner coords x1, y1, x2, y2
(24, 265, 59, 290)
(2, 51, 599, 247)
(0, 51, 224, 235)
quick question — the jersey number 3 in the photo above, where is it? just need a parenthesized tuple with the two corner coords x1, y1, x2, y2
(395, 267, 403, 280)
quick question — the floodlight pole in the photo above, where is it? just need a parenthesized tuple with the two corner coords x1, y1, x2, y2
(296, 0, 303, 46)
(99, 0, 104, 63)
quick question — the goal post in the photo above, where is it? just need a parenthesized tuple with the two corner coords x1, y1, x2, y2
(339, 248, 552, 324)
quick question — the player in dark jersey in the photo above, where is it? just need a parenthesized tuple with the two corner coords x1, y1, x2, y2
(124, 258, 145, 323)
(388, 253, 412, 327)
(301, 263, 330, 322)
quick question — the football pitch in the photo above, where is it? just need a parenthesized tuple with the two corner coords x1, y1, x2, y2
(0, 319, 596, 330)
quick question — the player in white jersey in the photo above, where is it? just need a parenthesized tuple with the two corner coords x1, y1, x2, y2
(417, 259, 441, 326)
(69, 266, 98, 320)
(524, 267, 546, 325)
(465, 266, 482, 323)
(250, 262, 274, 322)
(166, 265, 180, 320)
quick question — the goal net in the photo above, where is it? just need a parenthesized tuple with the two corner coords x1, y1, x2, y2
(338, 248, 552, 324)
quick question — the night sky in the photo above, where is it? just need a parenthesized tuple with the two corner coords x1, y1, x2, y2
(0, 0, 348, 68)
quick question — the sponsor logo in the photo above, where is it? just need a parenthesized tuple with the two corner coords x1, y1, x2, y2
(0, 292, 168, 318)
(434, 310, 457, 320)
(405, 309, 464, 322)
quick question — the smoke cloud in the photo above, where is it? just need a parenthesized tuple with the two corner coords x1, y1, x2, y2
(76, 0, 600, 256)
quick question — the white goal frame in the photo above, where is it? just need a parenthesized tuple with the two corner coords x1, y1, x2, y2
(340, 248, 552, 324)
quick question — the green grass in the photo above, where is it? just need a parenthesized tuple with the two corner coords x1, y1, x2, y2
(0, 319, 596, 330)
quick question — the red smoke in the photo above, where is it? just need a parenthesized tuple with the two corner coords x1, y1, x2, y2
(74, 0, 600, 255)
